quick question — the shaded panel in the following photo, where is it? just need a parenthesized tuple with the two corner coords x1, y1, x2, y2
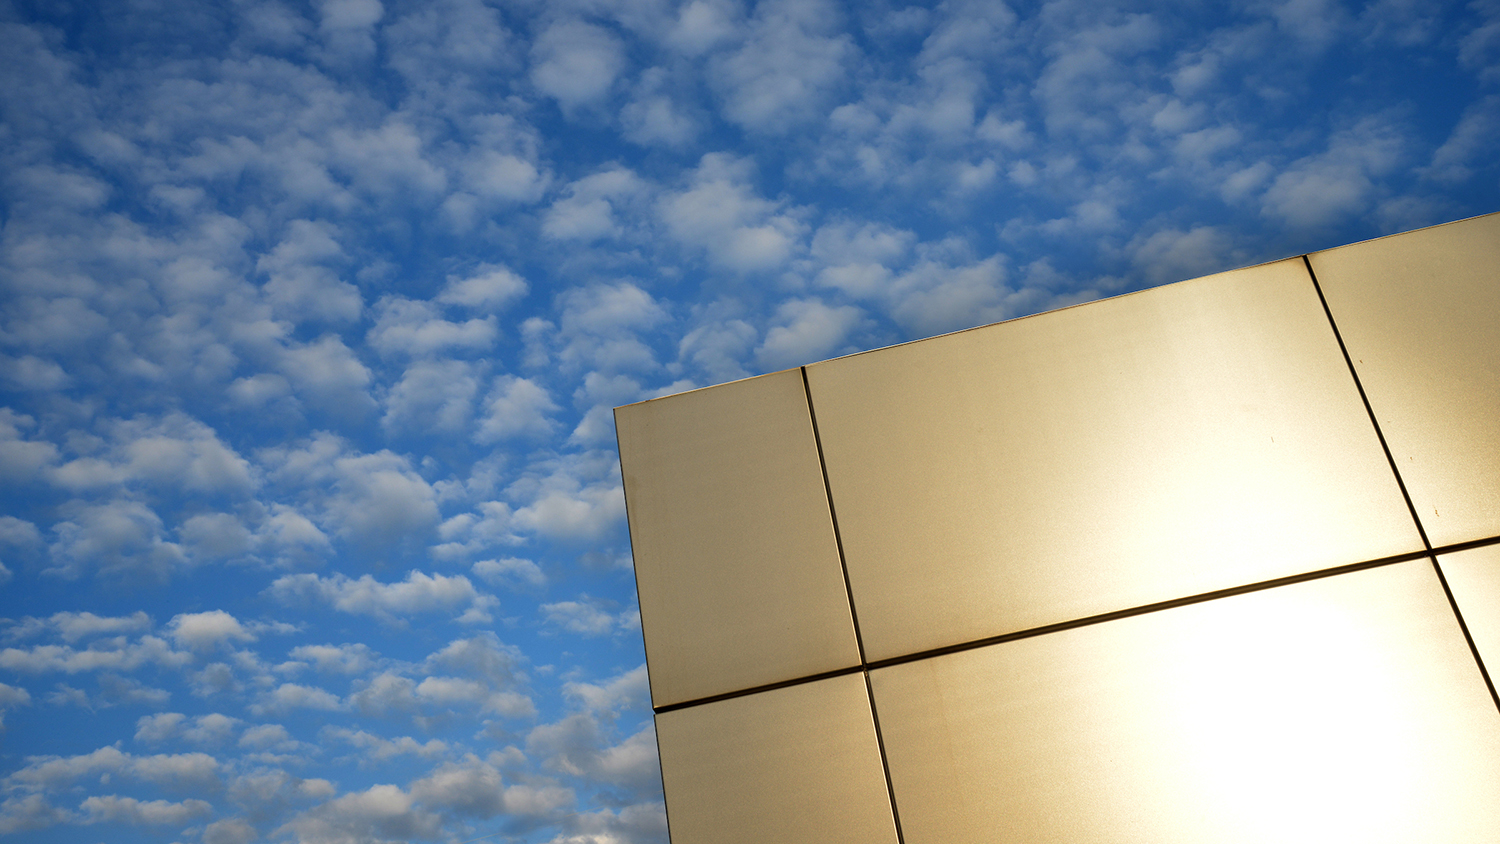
(872, 562, 1500, 844)
(1439, 543, 1500, 677)
(655, 673, 898, 844)
(1310, 213, 1500, 545)
(616, 369, 858, 707)
(807, 258, 1421, 661)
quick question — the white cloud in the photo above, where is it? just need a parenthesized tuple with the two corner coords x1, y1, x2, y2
(1130, 225, 1242, 286)
(0, 682, 30, 727)
(438, 264, 529, 310)
(78, 795, 213, 826)
(277, 335, 375, 414)
(659, 154, 805, 272)
(471, 557, 546, 589)
(542, 597, 637, 637)
(710, 0, 855, 133)
(367, 296, 497, 358)
(1261, 116, 1407, 229)
(620, 70, 700, 149)
(47, 499, 185, 580)
(135, 712, 187, 743)
(552, 282, 669, 373)
(755, 297, 865, 369)
(168, 610, 256, 650)
(542, 168, 649, 242)
(527, 714, 660, 792)
(0, 411, 57, 482)
(677, 318, 755, 382)
(239, 722, 300, 750)
(475, 375, 559, 442)
(564, 665, 650, 715)
(276, 784, 442, 844)
(254, 683, 345, 715)
(257, 220, 362, 324)
(49, 413, 255, 496)
(325, 728, 448, 763)
(288, 643, 378, 675)
(268, 570, 494, 623)
(530, 20, 626, 113)
(411, 755, 573, 818)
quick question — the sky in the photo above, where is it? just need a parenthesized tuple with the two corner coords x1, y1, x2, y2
(0, 0, 1496, 842)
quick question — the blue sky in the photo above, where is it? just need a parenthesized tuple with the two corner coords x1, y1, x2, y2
(0, 0, 1496, 841)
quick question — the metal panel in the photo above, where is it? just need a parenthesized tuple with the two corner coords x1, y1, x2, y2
(806, 258, 1421, 661)
(1309, 212, 1500, 546)
(616, 369, 859, 707)
(1438, 543, 1500, 677)
(871, 562, 1500, 844)
(655, 673, 899, 844)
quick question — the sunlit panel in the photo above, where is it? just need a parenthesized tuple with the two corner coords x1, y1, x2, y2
(654, 673, 898, 844)
(806, 258, 1421, 661)
(1310, 212, 1500, 546)
(1438, 543, 1500, 675)
(871, 562, 1500, 844)
(616, 369, 859, 707)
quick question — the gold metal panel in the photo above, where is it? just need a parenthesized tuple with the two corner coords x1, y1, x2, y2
(872, 562, 1500, 844)
(1309, 213, 1500, 546)
(1438, 543, 1500, 675)
(655, 673, 899, 844)
(806, 258, 1421, 661)
(616, 369, 859, 707)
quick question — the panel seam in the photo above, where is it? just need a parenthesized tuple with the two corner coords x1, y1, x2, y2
(1303, 254, 1500, 713)
(801, 366, 906, 844)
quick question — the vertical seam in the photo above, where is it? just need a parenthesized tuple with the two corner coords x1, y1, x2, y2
(1303, 254, 1500, 713)
(802, 366, 906, 844)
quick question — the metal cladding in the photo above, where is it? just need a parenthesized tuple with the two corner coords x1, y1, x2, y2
(614, 212, 1500, 844)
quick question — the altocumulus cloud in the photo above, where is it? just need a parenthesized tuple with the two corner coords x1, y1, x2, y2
(0, 0, 1495, 841)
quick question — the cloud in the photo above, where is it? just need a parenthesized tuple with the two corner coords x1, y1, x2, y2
(411, 755, 573, 820)
(366, 296, 497, 358)
(471, 557, 546, 589)
(1261, 116, 1407, 229)
(256, 220, 362, 324)
(475, 375, 559, 442)
(0, 682, 31, 727)
(325, 728, 448, 764)
(543, 168, 649, 242)
(49, 413, 255, 496)
(527, 715, 661, 792)
(277, 784, 442, 844)
(268, 570, 495, 623)
(168, 610, 257, 650)
(438, 264, 529, 310)
(755, 297, 865, 369)
(659, 154, 805, 272)
(542, 597, 639, 638)
(0, 635, 190, 675)
(6, 747, 220, 793)
(563, 665, 649, 715)
(530, 20, 626, 113)
(78, 795, 213, 826)
(253, 683, 345, 715)
(710, 0, 855, 133)
(288, 643, 379, 675)
(45, 500, 186, 581)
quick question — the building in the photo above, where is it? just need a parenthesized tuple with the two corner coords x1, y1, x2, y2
(613, 212, 1500, 843)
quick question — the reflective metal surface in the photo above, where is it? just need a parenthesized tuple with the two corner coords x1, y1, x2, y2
(806, 258, 1421, 662)
(1438, 543, 1500, 675)
(654, 673, 899, 844)
(1310, 213, 1500, 546)
(871, 562, 1500, 844)
(616, 369, 859, 707)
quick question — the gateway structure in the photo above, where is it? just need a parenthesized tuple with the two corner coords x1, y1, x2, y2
(614, 213, 1500, 843)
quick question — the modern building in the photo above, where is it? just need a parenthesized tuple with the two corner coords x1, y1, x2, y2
(613, 212, 1500, 843)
